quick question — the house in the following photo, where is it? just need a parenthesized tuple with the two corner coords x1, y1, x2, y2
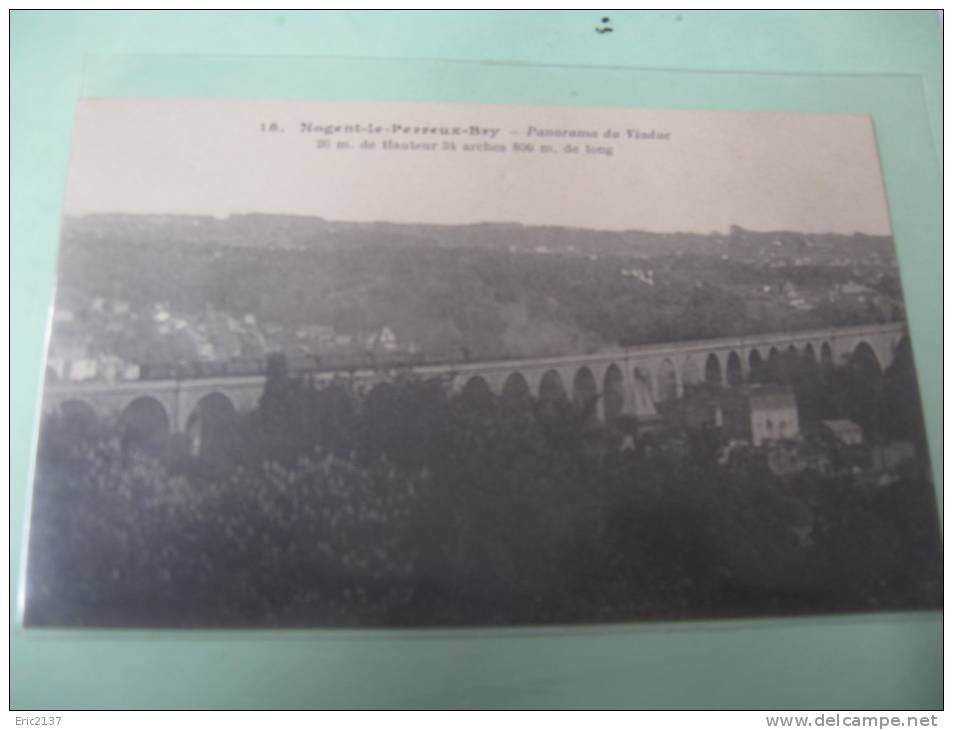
(296, 324, 337, 345)
(196, 341, 216, 360)
(719, 385, 800, 447)
(48, 335, 91, 381)
(763, 440, 826, 477)
(750, 386, 800, 446)
(366, 326, 399, 353)
(820, 419, 864, 446)
(872, 441, 917, 472)
(67, 358, 98, 382)
(620, 267, 655, 286)
(99, 354, 132, 383)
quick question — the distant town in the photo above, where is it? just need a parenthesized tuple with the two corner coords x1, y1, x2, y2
(47, 215, 904, 385)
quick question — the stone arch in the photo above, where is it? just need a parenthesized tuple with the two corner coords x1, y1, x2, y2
(363, 382, 403, 428)
(851, 341, 883, 376)
(500, 371, 532, 405)
(763, 346, 782, 381)
(748, 349, 766, 382)
(186, 391, 239, 457)
(704, 353, 722, 385)
(183, 389, 238, 427)
(120, 395, 170, 452)
(800, 343, 819, 378)
(820, 341, 834, 367)
(538, 369, 568, 402)
(657, 358, 679, 402)
(886, 336, 915, 381)
(572, 366, 598, 410)
(681, 355, 701, 387)
(58, 397, 98, 423)
(50, 399, 101, 441)
(462, 374, 494, 403)
(781, 344, 801, 379)
(603, 363, 625, 422)
(889, 333, 907, 363)
(725, 351, 743, 386)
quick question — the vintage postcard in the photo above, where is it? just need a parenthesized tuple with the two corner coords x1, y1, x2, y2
(23, 99, 941, 627)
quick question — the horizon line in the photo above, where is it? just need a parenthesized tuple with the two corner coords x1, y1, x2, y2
(62, 211, 894, 239)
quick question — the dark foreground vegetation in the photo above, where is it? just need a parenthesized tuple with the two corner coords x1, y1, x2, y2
(26, 345, 941, 627)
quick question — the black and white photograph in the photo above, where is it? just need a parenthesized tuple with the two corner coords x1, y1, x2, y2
(22, 98, 942, 628)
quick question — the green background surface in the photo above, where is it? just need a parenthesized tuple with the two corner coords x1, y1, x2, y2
(10, 11, 942, 710)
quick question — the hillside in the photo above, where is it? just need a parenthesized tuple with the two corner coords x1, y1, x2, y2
(51, 214, 904, 364)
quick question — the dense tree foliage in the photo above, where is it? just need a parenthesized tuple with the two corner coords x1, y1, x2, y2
(26, 351, 940, 627)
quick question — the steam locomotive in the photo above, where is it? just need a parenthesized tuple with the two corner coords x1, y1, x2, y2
(137, 351, 431, 382)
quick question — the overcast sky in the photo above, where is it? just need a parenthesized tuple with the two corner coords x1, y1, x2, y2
(63, 98, 892, 236)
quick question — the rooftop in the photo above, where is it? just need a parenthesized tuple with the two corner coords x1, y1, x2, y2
(821, 419, 862, 434)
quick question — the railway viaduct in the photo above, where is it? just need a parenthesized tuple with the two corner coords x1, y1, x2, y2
(41, 322, 907, 447)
